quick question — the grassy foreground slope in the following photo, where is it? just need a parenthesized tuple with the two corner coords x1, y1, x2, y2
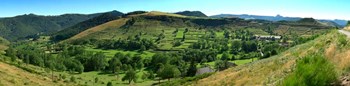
(0, 60, 68, 86)
(194, 30, 350, 86)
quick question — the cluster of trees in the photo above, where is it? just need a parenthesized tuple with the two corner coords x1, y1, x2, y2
(228, 29, 255, 41)
(5, 45, 84, 73)
(95, 35, 155, 51)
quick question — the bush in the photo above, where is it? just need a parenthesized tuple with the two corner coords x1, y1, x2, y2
(338, 35, 347, 47)
(281, 54, 338, 86)
(107, 81, 113, 86)
(70, 76, 76, 83)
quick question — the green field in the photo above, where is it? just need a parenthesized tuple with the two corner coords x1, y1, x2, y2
(85, 48, 155, 58)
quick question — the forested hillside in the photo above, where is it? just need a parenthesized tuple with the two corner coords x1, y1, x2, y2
(51, 11, 124, 42)
(0, 13, 100, 41)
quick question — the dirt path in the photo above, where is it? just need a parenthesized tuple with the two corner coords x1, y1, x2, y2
(339, 30, 350, 38)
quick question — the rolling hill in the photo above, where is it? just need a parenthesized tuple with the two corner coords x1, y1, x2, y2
(175, 11, 207, 17)
(61, 11, 333, 44)
(0, 13, 101, 41)
(51, 10, 124, 41)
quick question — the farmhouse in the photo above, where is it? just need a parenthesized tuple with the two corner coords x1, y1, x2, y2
(255, 35, 282, 40)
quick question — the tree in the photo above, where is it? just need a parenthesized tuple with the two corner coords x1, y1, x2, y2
(139, 45, 146, 52)
(107, 81, 113, 86)
(5, 47, 16, 62)
(70, 76, 76, 83)
(150, 53, 169, 72)
(231, 40, 242, 54)
(242, 41, 258, 53)
(46, 60, 56, 80)
(215, 60, 225, 71)
(76, 63, 84, 74)
(88, 52, 107, 71)
(122, 69, 137, 84)
(173, 40, 182, 47)
(187, 62, 197, 76)
(224, 30, 231, 38)
(24, 55, 30, 65)
(158, 64, 181, 81)
(220, 44, 229, 53)
(95, 77, 99, 83)
(108, 57, 122, 73)
(221, 52, 229, 61)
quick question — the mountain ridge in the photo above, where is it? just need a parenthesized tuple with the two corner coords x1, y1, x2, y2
(211, 14, 347, 27)
(0, 13, 101, 41)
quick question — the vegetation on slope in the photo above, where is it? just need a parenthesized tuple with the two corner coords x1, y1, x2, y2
(0, 13, 99, 41)
(193, 30, 350, 85)
(0, 55, 71, 86)
(175, 11, 207, 17)
(281, 54, 338, 86)
(63, 11, 332, 44)
(0, 37, 9, 53)
(51, 11, 124, 41)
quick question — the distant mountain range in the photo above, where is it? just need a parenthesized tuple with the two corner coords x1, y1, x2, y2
(210, 14, 348, 27)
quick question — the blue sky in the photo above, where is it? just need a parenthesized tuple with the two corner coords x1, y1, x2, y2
(1, 0, 350, 20)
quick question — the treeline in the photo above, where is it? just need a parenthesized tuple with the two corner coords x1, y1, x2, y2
(96, 38, 155, 51)
(70, 34, 156, 51)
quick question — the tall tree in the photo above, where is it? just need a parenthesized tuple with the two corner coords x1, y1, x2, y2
(221, 52, 230, 61)
(108, 57, 122, 73)
(5, 47, 16, 62)
(122, 69, 137, 84)
(158, 64, 181, 81)
(231, 40, 242, 54)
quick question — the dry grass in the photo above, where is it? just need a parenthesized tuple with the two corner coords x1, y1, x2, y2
(0, 61, 67, 86)
(66, 18, 130, 41)
(344, 26, 350, 31)
(194, 30, 349, 86)
(0, 45, 8, 52)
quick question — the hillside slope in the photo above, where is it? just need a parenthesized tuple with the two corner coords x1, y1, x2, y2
(194, 30, 350, 85)
(175, 11, 207, 17)
(211, 14, 347, 27)
(51, 11, 124, 41)
(63, 11, 333, 43)
(0, 13, 99, 41)
(0, 61, 67, 86)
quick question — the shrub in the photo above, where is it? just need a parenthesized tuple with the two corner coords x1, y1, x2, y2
(161, 72, 213, 86)
(107, 81, 113, 86)
(70, 76, 76, 83)
(338, 35, 347, 47)
(281, 54, 338, 86)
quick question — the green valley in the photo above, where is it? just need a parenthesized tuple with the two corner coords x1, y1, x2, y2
(1, 1, 349, 86)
